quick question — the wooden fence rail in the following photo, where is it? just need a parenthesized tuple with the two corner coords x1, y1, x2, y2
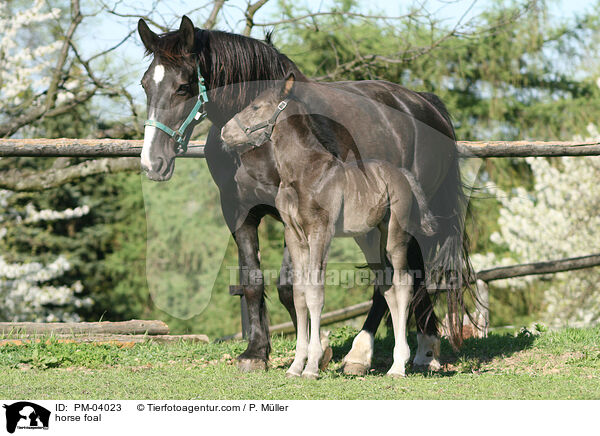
(476, 253, 600, 282)
(230, 252, 600, 339)
(0, 319, 169, 336)
(3, 139, 600, 158)
(0, 320, 211, 346)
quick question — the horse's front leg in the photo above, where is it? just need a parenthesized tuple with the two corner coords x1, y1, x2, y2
(302, 272, 325, 379)
(285, 227, 309, 378)
(301, 231, 331, 379)
(234, 217, 270, 372)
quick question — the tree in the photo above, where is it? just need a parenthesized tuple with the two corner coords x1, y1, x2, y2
(0, 0, 139, 139)
(0, 188, 93, 321)
(472, 123, 600, 327)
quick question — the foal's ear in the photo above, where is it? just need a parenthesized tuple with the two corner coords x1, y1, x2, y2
(281, 72, 296, 97)
(179, 15, 196, 52)
(138, 19, 159, 53)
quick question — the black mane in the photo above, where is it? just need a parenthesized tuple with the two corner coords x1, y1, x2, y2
(149, 28, 306, 123)
(201, 30, 308, 121)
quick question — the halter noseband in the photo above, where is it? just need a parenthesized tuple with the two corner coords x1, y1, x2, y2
(233, 99, 289, 149)
(144, 59, 209, 154)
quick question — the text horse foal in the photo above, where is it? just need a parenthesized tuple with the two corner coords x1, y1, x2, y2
(222, 74, 437, 378)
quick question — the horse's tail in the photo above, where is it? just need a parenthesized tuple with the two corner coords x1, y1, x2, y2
(417, 92, 475, 351)
(399, 169, 437, 237)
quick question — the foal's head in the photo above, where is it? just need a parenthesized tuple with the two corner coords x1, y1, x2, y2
(138, 16, 202, 181)
(221, 73, 296, 152)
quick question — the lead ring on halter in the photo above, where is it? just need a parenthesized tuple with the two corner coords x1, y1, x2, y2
(144, 60, 209, 155)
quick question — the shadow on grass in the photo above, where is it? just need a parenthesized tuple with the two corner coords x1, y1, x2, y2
(330, 328, 537, 377)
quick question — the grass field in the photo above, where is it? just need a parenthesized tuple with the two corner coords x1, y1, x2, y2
(0, 325, 598, 400)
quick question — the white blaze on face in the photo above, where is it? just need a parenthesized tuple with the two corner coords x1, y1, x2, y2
(141, 63, 166, 170)
(141, 121, 156, 170)
(153, 64, 165, 85)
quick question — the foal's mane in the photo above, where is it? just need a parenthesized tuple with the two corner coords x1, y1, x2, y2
(148, 27, 305, 118)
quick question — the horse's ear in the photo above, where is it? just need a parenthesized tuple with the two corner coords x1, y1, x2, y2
(138, 19, 159, 53)
(179, 15, 196, 52)
(281, 72, 295, 97)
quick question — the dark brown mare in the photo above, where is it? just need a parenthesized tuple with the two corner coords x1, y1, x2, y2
(138, 16, 472, 373)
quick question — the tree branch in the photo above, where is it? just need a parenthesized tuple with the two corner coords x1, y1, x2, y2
(0, 158, 140, 192)
(252, 10, 422, 27)
(99, 0, 168, 32)
(243, 0, 270, 36)
(204, 0, 226, 29)
(45, 0, 83, 112)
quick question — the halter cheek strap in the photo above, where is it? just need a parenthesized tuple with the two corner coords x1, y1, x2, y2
(144, 61, 209, 154)
(233, 99, 289, 149)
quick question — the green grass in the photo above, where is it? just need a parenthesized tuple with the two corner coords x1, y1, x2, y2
(0, 326, 598, 399)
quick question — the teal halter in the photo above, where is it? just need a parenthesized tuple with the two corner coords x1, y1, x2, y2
(144, 61, 209, 154)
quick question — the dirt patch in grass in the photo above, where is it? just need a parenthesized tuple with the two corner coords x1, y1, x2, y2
(445, 346, 600, 376)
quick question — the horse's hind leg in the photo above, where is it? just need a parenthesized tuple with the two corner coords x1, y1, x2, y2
(383, 219, 413, 377)
(409, 237, 441, 371)
(381, 178, 418, 378)
(342, 230, 387, 375)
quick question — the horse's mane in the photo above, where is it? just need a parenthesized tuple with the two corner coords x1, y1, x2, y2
(147, 28, 306, 120)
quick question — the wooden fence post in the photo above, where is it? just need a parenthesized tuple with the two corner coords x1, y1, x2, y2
(475, 279, 490, 337)
(229, 286, 250, 339)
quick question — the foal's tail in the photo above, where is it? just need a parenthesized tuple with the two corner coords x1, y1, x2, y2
(399, 169, 437, 237)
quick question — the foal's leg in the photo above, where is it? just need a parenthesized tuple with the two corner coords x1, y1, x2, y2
(301, 233, 332, 379)
(384, 216, 413, 377)
(285, 227, 310, 378)
(277, 244, 297, 328)
(342, 230, 386, 375)
(281, 241, 333, 370)
(284, 225, 331, 379)
(410, 238, 441, 370)
(234, 216, 270, 371)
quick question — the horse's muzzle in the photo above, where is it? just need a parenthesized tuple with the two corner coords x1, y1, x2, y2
(141, 157, 175, 181)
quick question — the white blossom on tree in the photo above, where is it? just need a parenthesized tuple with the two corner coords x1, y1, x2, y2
(24, 204, 90, 223)
(473, 124, 600, 327)
(0, 1, 61, 111)
(0, 188, 93, 322)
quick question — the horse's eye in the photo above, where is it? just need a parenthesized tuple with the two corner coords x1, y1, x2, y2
(177, 84, 191, 95)
(252, 105, 260, 110)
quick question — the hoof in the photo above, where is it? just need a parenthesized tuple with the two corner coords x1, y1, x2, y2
(302, 371, 319, 380)
(413, 359, 441, 372)
(286, 369, 301, 378)
(319, 346, 333, 371)
(386, 371, 406, 378)
(342, 362, 368, 376)
(238, 358, 267, 372)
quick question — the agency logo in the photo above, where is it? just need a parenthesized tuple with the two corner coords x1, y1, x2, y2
(2, 402, 50, 434)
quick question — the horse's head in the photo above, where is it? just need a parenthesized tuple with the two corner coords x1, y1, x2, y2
(221, 73, 296, 153)
(138, 16, 205, 181)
